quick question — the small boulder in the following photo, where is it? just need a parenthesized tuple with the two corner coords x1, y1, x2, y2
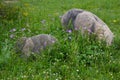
(16, 34, 57, 57)
(61, 8, 114, 45)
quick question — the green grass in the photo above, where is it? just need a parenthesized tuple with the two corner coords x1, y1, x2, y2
(0, 0, 120, 80)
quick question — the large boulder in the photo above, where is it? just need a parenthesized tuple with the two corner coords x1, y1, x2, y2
(61, 8, 114, 45)
(16, 34, 57, 57)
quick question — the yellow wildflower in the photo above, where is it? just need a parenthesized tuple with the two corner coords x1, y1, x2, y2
(24, 3, 29, 7)
(113, 20, 117, 23)
(23, 12, 28, 16)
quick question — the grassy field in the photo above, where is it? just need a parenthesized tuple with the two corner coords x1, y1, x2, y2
(0, 0, 120, 80)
